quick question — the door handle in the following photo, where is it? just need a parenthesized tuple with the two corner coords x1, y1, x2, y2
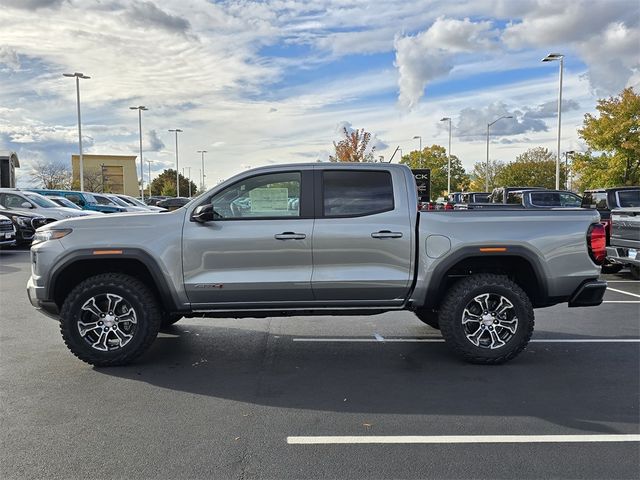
(274, 232, 307, 240)
(371, 230, 403, 239)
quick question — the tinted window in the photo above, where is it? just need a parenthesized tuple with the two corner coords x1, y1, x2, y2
(24, 192, 58, 208)
(64, 193, 83, 205)
(617, 190, 640, 207)
(211, 172, 301, 219)
(506, 192, 523, 204)
(2, 193, 30, 208)
(93, 194, 114, 205)
(323, 170, 393, 217)
(474, 193, 490, 202)
(582, 192, 608, 209)
(529, 192, 582, 207)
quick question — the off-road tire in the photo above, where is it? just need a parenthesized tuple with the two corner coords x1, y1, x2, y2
(601, 263, 623, 274)
(161, 313, 183, 328)
(60, 273, 162, 366)
(414, 308, 440, 329)
(439, 274, 534, 364)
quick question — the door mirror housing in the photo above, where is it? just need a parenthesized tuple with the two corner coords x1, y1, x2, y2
(192, 204, 214, 223)
(21, 202, 33, 209)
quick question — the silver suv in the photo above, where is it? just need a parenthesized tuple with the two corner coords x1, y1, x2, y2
(0, 189, 93, 221)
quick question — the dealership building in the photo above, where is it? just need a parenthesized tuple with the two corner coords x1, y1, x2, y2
(72, 154, 139, 196)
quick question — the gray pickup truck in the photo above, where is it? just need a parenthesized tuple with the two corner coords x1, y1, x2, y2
(606, 208, 640, 279)
(27, 163, 607, 366)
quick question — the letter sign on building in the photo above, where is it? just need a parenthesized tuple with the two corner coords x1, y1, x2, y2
(411, 169, 431, 202)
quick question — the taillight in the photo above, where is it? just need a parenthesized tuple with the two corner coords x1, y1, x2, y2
(427, 203, 435, 210)
(444, 203, 453, 210)
(587, 223, 606, 265)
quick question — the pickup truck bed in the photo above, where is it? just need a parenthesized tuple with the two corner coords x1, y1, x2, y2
(606, 207, 640, 279)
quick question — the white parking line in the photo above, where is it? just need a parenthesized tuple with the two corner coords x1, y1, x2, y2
(606, 280, 639, 283)
(292, 337, 640, 343)
(603, 300, 640, 304)
(607, 287, 640, 298)
(287, 434, 640, 445)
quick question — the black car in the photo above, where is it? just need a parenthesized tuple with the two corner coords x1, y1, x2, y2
(489, 186, 547, 204)
(156, 197, 191, 211)
(581, 187, 640, 272)
(459, 191, 490, 203)
(0, 204, 53, 246)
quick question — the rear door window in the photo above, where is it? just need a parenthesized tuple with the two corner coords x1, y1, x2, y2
(617, 190, 640, 207)
(582, 192, 608, 209)
(322, 170, 394, 217)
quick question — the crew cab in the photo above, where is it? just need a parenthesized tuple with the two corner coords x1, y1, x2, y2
(27, 163, 607, 367)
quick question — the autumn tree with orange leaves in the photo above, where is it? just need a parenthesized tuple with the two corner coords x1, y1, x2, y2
(329, 127, 377, 162)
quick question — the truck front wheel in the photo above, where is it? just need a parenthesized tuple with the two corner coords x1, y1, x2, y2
(439, 274, 534, 364)
(59, 273, 162, 366)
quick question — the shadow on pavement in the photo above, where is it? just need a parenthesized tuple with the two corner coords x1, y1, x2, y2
(95, 324, 639, 434)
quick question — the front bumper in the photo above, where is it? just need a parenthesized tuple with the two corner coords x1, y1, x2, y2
(27, 276, 60, 320)
(606, 246, 640, 267)
(568, 279, 607, 307)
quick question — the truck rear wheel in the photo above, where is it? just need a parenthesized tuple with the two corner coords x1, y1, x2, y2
(414, 308, 440, 329)
(59, 273, 162, 367)
(439, 274, 534, 364)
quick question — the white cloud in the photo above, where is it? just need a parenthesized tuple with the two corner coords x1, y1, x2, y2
(395, 17, 498, 108)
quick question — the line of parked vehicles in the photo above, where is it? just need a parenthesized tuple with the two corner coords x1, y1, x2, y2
(421, 185, 639, 278)
(0, 187, 187, 247)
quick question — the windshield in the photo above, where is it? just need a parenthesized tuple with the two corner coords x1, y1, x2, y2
(108, 195, 130, 207)
(83, 193, 97, 204)
(617, 190, 640, 207)
(24, 192, 59, 208)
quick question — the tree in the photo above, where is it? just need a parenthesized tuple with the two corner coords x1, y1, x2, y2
(149, 169, 198, 197)
(578, 87, 640, 186)
(30, 160, 72, 189)
(400, 144, 470, 198)
(496, 147, 566, 189)
(469, 159, 505, 192)
(570, 151, 620, 191)
(329, 127, 376, 162)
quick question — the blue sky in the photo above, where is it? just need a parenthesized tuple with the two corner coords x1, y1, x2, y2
(0, 0, 638, 188)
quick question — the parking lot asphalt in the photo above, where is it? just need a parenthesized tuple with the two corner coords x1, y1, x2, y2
(1, 247, 639, 480)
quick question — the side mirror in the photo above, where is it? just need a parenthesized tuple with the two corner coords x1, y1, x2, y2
(78, 199, 86, 207)
(192, 204, 214, 223)
(21, 202, 33, 209)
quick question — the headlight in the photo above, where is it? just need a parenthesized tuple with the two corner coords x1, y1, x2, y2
(32, 228, 73, 245)
(15, 216, 29, 227)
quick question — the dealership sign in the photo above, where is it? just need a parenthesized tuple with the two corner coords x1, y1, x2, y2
(412, 169, 431, 202)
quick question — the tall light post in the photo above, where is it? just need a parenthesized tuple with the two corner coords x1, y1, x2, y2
(413, 135, 422, 153)
(486, 115, 513, 192)
(542, 53, 564, 190)
(168, 129, 183, 196)
(147, 159, 154, 196)
(441, 117, 452, 194)
(197, 150, 207, 192)
(129, 105, 148, 200)
(183, 167, 192, 197)
(63, 72, 90, 191)
(564, 150, 575, 190)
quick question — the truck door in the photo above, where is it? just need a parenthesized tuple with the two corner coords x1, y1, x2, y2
(311, 168, 413, 304)
(182, 170, 315, 307)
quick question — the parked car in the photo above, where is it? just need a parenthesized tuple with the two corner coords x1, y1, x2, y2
(447, 192, 465, 204)
(145, 196, 171, 206)
(0, 188, 94, 221)
(47, 196, 87, 211)
(488, 186, 547, 204)
(92, 193, 148, 212)
(29, 189, 126, 214)
(606, 207, 640, 279)
(156, 197, 191, 211)
(112, 194, 167, 212)
(0, 204, 52, 246)
(460, 192, 490, 203)
(581, 187, 640, 273)
(509, 190, 582, 208)
(29, 163, 606, 367)
(0, 214, 17, 247)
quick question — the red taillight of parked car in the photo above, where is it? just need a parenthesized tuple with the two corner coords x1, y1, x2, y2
(444, 203, 454, 210)
(587, 223, 607, 265)
(427, 203, 435, 210)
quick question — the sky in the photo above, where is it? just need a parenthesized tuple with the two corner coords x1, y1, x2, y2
(0, 0, 638, 189)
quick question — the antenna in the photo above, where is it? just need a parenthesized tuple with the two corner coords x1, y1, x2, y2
(387, 146, 401, 163)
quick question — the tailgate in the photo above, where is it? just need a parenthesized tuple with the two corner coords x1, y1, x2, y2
(610, 208, 640, 249)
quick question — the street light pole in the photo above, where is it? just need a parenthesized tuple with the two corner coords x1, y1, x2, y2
(63, 72, 90, 191)
(185, 167, 192, 197)
(413, 135, 422, 153)
(168, 129, 183, 196)
(486, 115, 514, 192)
(563, 150, 575, 190)
(441, 117, 452, 194)
(197, 150, 207, 192)
(129, 106, 148, 200)
(542, 53, 565, 190)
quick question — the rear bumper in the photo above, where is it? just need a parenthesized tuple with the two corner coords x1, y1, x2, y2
(568, 280, 607, 307)
(606, 246, 640, 267)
